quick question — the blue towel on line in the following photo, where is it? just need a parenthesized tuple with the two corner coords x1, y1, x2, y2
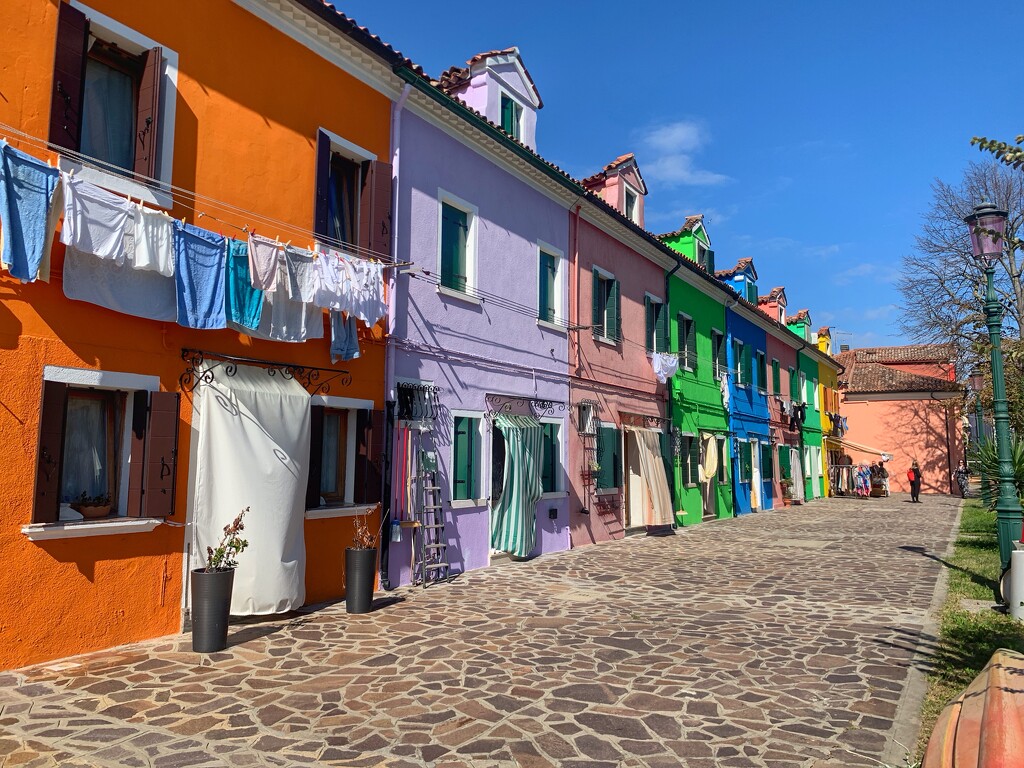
(331, 311, 361, 362)
(174, 221, 227, 329)
(0, 141, 59, 282)
(225, 238, 263, 330)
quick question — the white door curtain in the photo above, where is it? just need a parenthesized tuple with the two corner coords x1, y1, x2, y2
(490, 413, 544, 559)
(627, 427, 675, 527)
(193, 362, 311, 615)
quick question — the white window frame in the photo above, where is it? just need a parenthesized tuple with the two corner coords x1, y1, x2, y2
(734, 339, 746, 387)
(623, 181, 641, 224)
(537, 240, 565, 333)
(314, 128, 376, 251)
(756, 350, 768, 394)
(770, 358, 780, 395)
(711, 327, 725, 381)
(716, 435, 729, 485)
(578, 402, 597, 435)
(645, 291, 667, 354)
(42, 365, 160, 521)
(309, 395, 373, 514)
(812, 378, 820, 410)
(436, 189, 479, 303)
(799, 371, 808, 404)
(539, 416, 567, 499)
(450, 409, 485, 508)
(593, 265, 617, 345)
(498, 89, 524, 141)
(678, 312, 695, 371)
(61, 2, 179, 209)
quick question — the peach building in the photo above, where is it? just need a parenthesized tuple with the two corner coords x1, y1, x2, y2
(835, 345, 964, 496)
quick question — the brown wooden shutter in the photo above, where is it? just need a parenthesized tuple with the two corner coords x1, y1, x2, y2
(32, 381, 69, 524)
(354, 409, 384, 504)
(357, 161, 373, 253)
(306, 404, 325, 509)
(313, 130, 331, 237)
(369, 160, 392, 257)
(125, 391, 147, 517)
(133, 46, 162, 180)
(141, 391, 179, 518)
(49, 2, 89, 152)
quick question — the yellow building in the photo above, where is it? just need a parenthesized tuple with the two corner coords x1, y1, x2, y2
(817, 328, 841, 496)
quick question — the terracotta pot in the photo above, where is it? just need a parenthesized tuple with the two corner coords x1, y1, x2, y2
(71, 504, 112, 519)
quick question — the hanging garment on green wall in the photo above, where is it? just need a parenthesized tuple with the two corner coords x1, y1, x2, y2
(490, 413, 544, 558)
(700, 433, 719, 481)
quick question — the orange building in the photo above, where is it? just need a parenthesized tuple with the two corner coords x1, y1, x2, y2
(835, 345, 964, 496)
(0, 0, 400, 669)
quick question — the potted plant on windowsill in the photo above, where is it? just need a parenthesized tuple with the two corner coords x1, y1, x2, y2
(345, 510, 380, 614)
(191, 507, 249, 653)
(581, 460, 601, 482)
(70, 492, 112, 519)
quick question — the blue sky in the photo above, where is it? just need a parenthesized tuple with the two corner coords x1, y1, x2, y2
(344, 1, 1021, 349)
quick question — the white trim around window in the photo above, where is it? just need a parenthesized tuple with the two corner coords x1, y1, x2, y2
(436, 189, 479, 302)
(537, 239, 566, 333)
(450, 409, 486, 508)
(63, 2, 179, 209)
(622, 180, 642, 224)
(498, 87, 525, 140)
(539, 415, 565, 498)
(317, 127, 377, 162)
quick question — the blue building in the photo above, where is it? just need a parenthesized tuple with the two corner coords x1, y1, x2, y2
(717, 259, 772, 514)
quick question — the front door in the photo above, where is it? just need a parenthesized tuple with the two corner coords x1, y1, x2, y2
(751, 440, 761, 512)
(625, 431, 647, 528)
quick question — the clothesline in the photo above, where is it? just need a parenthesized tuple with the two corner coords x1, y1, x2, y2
(0, 121, 403, 266)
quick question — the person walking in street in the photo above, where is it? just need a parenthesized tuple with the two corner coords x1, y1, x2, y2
(954, 459, 970, 498)
(908, 460, 923, 502)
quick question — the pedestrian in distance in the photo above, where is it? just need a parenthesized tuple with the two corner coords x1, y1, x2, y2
(908, 460, 923, 502)
(954, 459, 970, 498)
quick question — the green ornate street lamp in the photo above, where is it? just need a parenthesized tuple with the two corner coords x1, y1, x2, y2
(968, 367, 989, 506)
(964, 201, 1022, 579)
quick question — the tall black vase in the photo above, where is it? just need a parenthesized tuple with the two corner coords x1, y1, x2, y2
(345, 547, 377, 614)
(190, 568, 234, 652)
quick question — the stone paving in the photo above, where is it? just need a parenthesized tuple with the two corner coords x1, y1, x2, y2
(0, 493, 961, 768)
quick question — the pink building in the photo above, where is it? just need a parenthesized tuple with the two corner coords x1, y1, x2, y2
(568, 155, 675, 546)
(836, 345, 964, 495)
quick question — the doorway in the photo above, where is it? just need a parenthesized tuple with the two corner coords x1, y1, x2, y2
(625, 430, 647, 529)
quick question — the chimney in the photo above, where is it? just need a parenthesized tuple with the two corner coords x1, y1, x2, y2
(840, 344, 850, 352)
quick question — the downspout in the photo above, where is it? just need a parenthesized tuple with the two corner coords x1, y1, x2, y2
(380, 82, 412, 592)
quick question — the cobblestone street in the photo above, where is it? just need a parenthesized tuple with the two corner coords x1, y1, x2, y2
(0, 494, 961, 768)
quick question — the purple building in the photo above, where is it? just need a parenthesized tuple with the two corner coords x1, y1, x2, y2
(386, 49, 574, 587)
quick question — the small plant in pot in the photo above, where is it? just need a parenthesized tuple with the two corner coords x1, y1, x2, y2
(70, 491, 112, 519)
(345, 509, 379, 615)
(779, 479, 793, 506)
(191, 507, 249, 653)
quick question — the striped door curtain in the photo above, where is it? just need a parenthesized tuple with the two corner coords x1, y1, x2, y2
(489, 413, 544, 558)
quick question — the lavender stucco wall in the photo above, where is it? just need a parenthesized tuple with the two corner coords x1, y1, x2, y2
(388, 111, 569, 587)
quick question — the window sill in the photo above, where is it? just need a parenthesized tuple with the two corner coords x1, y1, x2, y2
(594, 336, 619, 348)
(536, 319, 566, 335)
(595, 487, 620, 495)
(305, 503, 377, 520)
(451, 498, 487, 509)
(22, 517, 162, 541)
(59, 158, 172, 210)
(540, 491, 569, 500)
(437, 285, 482, 305)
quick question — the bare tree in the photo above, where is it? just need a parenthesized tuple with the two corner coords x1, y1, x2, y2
(898, 161, 1024, 372)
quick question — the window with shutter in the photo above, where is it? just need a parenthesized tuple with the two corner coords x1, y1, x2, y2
(500, 93, 522, 140)
(49, 2, 90, 153)
(772, 360, 781, 394)
(541, 422, 560, 494)
(491, 426, 506, 501)
(593, 272, 619, 342)
(360, 160, 393, 257)
(452, 415, 479, 501)
(778, 446, 791, 480)
(717, 436, 729, 484)
(538, 250, 557, 323)
(646, 297, 667, 353)
(789, 367, 798, 401)
(732, 340, 744, 385)
(608, 279, 621, 342)
(712, 331, 725, 380)
(686, 435, 700, 486)
(760, 443, 774, 482)
(440, 202, 469, 292)
(740, 441, 753, 483)
(353, 409, 385, 504)
(757, 351, 767, 393)
(743, 345, 753, 388)
(33, 381, 178, 523)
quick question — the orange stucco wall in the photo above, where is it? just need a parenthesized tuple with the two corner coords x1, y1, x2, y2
(839, 396, 963, 496)
(0, 0, 389, 669)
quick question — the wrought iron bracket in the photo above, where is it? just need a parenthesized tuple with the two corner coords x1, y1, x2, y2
(179, 348, 352, 396)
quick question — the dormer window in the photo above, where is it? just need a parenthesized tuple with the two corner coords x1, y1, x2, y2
(500, 93, 523, 141)
(624, 187, 639, 223)
(696, 244, 714, 272)
(778, 306, 786, 324)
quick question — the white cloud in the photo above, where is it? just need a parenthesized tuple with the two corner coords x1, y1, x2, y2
(832, 262, 898, 286)
(862, 304, 898, 321)
(639, 119, 731, 188)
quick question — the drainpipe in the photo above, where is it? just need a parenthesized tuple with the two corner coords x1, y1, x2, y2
(380, 82, 412, 592)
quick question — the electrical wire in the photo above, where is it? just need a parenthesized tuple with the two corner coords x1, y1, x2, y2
(0, 121, 401, 265)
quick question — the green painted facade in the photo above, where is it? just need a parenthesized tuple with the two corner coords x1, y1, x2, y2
(663, 228, 733, 525)
(797, 350, 824, 498)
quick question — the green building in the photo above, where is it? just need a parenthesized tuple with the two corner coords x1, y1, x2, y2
(660, 216, 733, 525)
(788, 310, 825, 499)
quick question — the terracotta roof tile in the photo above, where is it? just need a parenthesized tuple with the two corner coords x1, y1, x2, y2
(582, 153, 638, 188)
(656, 214, 704, 240)
(715, 257, 755, 279)
(299, 1, 422, 72)
(788, 309, 811, 324)
(839, 361, 961, 395)
(841, 344, 954, 364)
(435, 46, 544, 108)
(757, 286, 786, 304)
(817, 326, 830, 335)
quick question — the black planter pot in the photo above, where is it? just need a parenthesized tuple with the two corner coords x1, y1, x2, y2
(345, 547, 377, 614)
(190, 568, 234, 653)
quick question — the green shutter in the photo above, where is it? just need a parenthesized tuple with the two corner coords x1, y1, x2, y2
(659, 430, 674, 501)
(644, 296, 653, 351)
(657, 303, 669, 353)
(758, 352, 767, 392)
(453, 416, 471, 499)
(538, 253, 553, 322)
(687, 318, 697, 373)
(440, 204, 468, 291)
(772, 360, 781, 393)
(789, 367, 797, 400)
(761, 444, 774, 480)
(541, 423, 557, 493)
(592, 270, 601, 337)
(744, 345, 753, 386)
(597, 426, 621, 488)
(609, 279, 621, 341)
(688, 435, 700, 485)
